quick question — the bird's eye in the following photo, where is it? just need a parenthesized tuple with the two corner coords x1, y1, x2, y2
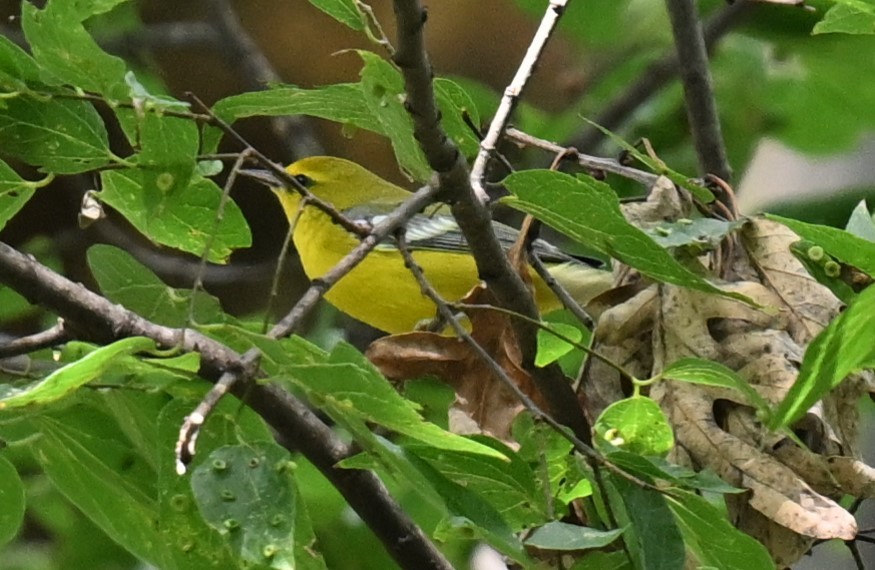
(293, 174, 313, 188)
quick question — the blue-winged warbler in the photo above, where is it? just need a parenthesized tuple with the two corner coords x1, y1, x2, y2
(247, 156, 612, 333)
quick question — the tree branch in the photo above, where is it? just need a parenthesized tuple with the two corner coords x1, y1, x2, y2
(505, 127, 659, 186)
(0, 321, 68, 358)
(0, 241, 452, 570)
(665, 0, 731, 180)
(569, 1, 752, 154)
(390, 0, 591, 441)
(269, 182, 441, 338)
(469, 0, 569, 202)
(205, 0, 323, 159)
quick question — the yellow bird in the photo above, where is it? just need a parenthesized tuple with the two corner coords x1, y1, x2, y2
(245, 156, 612, 334)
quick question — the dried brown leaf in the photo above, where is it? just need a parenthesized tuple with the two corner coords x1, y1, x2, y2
(587, 198, 872, 565)
(741, 219, 841, 342)
(366, 285, 545, 440)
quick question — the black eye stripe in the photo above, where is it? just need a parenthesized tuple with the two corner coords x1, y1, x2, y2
(294, 174, 313, 188)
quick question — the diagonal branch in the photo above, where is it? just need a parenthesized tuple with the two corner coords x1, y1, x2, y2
(469, 0, 569, 202)
(391, 0, 591, 441)
(505, 127, 659, 186)
(205, 0, 323, 159)
(0, 241, 452, 570)
(570, 1, 752, 154)
(269, 182, 441, 337)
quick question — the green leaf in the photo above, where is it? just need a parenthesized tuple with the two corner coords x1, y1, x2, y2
(646, 217, 745, 250)
(0, 160, 47, 232)
(660, 358, 770, 416)
(434, 77, 481, 157)
(770, 282, 875, 428)
(357, 51, 431, 180)
(606, 451, 743, 495)
(0, 285, 35, 322)
(21, 0, 128, 98)
(135, 113, 199, 195)
(0, 95, 112, 173)
(513, 413, 575, 495)
(524, 521, 624, 551)
(307, 0, 365, 30)
(536, 322, 583, 367)
(666, 490, 774, 570)
(570, 550, 633, 570)
(409, 438, 544, 530)
(0, 337, 156, 409)
(609, 475, 684, 570)
(768, 213, 875, 276)
(157, 397, 280, 569)
(557, 478, 593, 504)
(814, 1, 875, 35)
(210, 83, 382, 153)
(98, 170, 251, 263)
(0, 35, 41, 89)
(87, 244, 226, 327)
(594, 397, 674, 457)
(845, 199, 875, 241)
(0, 454, 25, 547)
(504, 170, 750, 304)
(277, 342, 507, 460)
(31, 410, 164, 566)
(408, 453, 527, 563)
(191, 442, 303, 570)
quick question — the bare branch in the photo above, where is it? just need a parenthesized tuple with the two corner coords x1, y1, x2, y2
(505, 127, 659, 187)
(469, 0, 570, 202)
(570, 1, 752, 153)
(0, 320, 69, 358)
(665, 0, 732, 180)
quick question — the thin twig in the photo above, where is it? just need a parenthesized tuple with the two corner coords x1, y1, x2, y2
(664, 0, 731, 180)
(570, 1, 752, 153)
(268, 183, 440, 338)
(187, 95, 366, 238)
(357, 1, 395, 55)
(262, 212, 299, 334)
(394, 231, 600, 457)
(186, 149, 252, 327)
(175, 349, 260, 474)
(469, 0, 569, 202)
(0, 320, 68, 358)
(506, 127, 659, 187)
(525, 253, 595, 330)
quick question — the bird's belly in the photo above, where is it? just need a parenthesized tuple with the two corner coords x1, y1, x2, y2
(294, 222, 482, 333)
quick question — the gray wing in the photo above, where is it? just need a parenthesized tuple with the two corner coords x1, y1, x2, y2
(350, 208, 576, 264)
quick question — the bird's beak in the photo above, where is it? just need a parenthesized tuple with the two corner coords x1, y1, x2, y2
(237, 168, 281, 187)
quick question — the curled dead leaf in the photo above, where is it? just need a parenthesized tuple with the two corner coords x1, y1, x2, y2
(366, 285, 546, 441)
